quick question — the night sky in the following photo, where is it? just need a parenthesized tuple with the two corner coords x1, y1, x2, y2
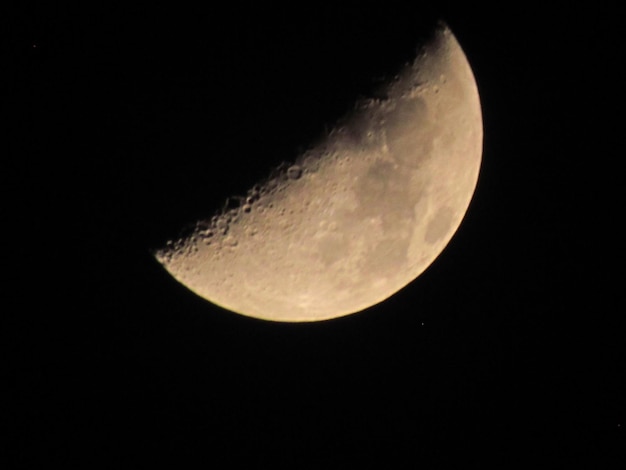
(5, 3, 624, 467)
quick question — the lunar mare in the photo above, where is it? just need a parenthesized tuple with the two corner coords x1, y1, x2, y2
(155, 25, 483, 322)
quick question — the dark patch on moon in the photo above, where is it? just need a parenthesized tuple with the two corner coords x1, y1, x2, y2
(425, 206, 454, 244)
(364, 237, 410, 278)
(385, 97, 435, 168)
(355, 160, 395, 215)
(317, 235, 349, 267)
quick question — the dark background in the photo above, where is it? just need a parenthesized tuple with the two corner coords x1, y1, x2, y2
(4, 3, 624, 467)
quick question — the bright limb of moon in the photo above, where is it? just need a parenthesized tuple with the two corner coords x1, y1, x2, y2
(155, 24, 483, 322)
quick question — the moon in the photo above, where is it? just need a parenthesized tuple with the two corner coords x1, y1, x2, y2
(154, 24, 483, 322)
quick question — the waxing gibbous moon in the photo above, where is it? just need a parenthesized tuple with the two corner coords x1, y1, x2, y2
(155, 24, 483, 322)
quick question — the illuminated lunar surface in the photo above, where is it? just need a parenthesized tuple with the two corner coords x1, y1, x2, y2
(155, 25, 483, 322)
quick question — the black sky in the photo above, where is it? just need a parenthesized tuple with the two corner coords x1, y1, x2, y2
(4, 3, 624, 468)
